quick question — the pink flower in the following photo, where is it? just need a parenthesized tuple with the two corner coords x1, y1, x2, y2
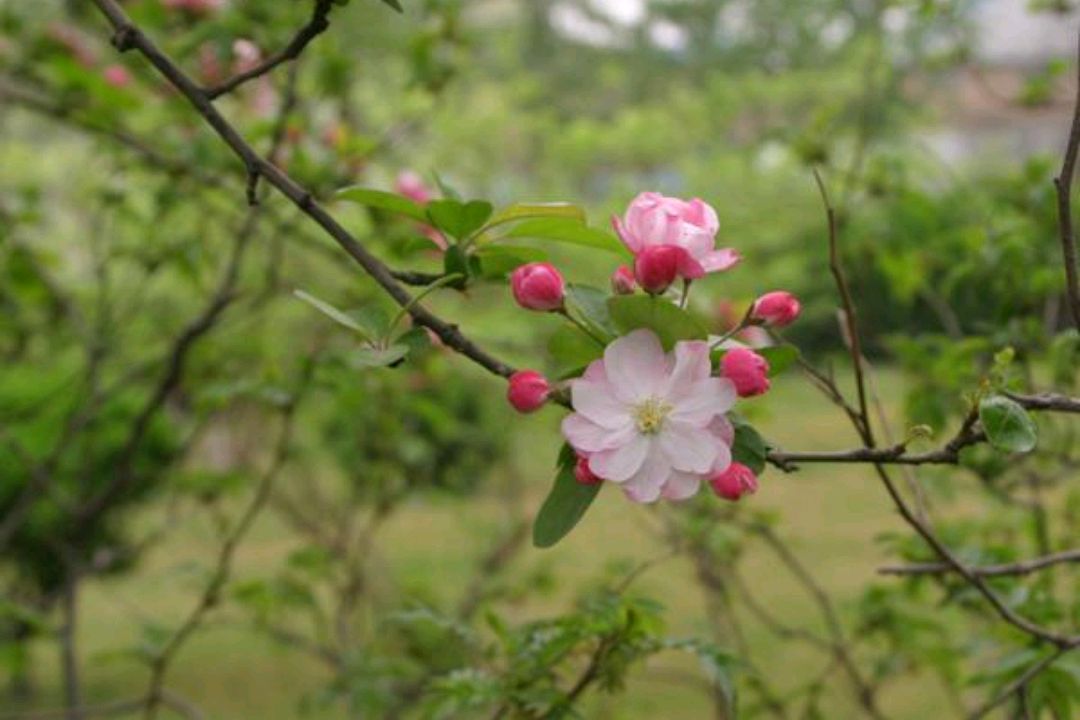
(102, 64, 131, 88)
(574, 454, 602, 485)
(232, 39, 262, 74)
(709, 462, 758, 501)
(613, 192, 740, 278)
(394, 171, 432, 205)
(507, 370, 551, 413)
(561, 329, 737, 503)
(752, 291, 801, 328)
(510, 262, 565, 312)
(634, 245, 702, 295)
(611, 265, 636, 295)
(721, 348, 770, 397)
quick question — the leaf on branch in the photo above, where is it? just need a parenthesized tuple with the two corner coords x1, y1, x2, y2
(979, 395, 1038, 454)
(427, 199, 494, 242)
(336, 187, 428, 222)
(730, 415, 768, 474)
(293, 289, 372, 339)
(607, 295, 707, 350)
(501, 217, 628, 255)
(483, 202, 586, 231)
(533, 446, 602, 548)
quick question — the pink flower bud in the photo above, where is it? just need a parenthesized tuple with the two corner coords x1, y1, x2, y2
(610, 265, 636, 295)
(709, 462, 758, 501)
(507, 370, 551, 413)
(574, 454, 602, 485)
(752, 291, 801, 328)
(634, 245, 701, 295)
(510, 262, 565, 312)
(721, 347, 770, 397)
(394, 171, 432, 205)
(103, 64, 131, 88)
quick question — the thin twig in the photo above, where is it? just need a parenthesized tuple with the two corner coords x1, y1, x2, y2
(880, 548, 1080, 578)
(1053, 29, 1080, 330)
(203, 0, 334, 99)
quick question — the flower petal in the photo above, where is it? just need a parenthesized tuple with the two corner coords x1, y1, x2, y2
(709, 414, 735, 446)
(700, 248, 741, 273)
(663, 341, 712, 399)
(571, 379, 630, 429)
(612, 215, 641, 254)
(622, 450, 671, 503)
(561, 413, 632, 453)
(710, 439, 733, 475)
(589, 433, 649, 482)
(669, 378, 736, 425)
(662, 471, 702, 501)
(659, 422, 718, 474)
(604, 329, 668, 403)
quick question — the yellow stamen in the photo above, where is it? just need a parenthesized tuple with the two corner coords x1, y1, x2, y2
(633, 397, 672, 435)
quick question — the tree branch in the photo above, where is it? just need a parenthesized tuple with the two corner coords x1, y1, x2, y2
(203, 0, 334, 100)
(1054, 29, 1080, 330)
(879, 548, 1080, 578)
(89, 0, 515, 380)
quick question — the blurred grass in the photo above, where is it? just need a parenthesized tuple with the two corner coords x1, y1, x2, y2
(14, 365, 959, 719)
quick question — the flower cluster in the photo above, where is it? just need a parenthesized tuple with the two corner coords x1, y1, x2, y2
(504, 192, 802, 505)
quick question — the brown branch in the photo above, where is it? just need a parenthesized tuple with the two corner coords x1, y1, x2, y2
(89, 0, 515, 380)
(813, 169, 874, 446)
(203, 0, 335, 100)
(1054, 30, 1080, 330)
(879, 548, 1080, 578)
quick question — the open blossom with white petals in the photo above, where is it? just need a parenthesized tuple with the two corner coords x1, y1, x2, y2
(613, 192, 740, 278)
(561, 329, 737, 503)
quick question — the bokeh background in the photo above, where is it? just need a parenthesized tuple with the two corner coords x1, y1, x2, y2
(3, 1, 1080, 718)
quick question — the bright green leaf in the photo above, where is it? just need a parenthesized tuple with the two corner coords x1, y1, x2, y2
(502, 217, 628, 255)
(427, 200, 494, 241)
(548, 325, 604, 379)
(607, 295, 707, 350)
(336, 187, 427, 222)
(566, 284, 616, 336)
(979, 395, 1037, 453)
(731, 415, 768, 474)
(474, 246, 549, 278)
(484, 203, 586, 231)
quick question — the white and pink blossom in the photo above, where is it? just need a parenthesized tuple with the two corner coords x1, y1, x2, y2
(561, 329, 736, 503)
(613, 192, 740, 279)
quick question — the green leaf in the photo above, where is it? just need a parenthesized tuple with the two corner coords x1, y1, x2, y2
(548, 325, 604, 379)
(533, 449, 602, 548)
(474, 246, 548, 278)
(293, 290, 371, 339)
(395, 326, 431, 356)
(427, 200, 494, 241)
(379, 0, 404, 11)
(502, 218, 628, 255)
(336, 187, 426, 222)
(607, 295, 707, 350)
(443, 246, 471, 287)
(484, 203, 586, 231)
(758, 345, 799, 376)
(731, 416, 768, 474)
(349, 344, 410, 368)
(979, 395, 1037, 453)
(566, 284, 616, 336)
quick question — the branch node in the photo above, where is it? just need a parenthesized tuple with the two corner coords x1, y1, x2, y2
(111, 25, 137, 52)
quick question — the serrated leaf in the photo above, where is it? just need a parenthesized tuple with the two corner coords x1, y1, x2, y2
(427, 200, 494, 241)
(533, 450, 601, 548)
(293, 290, 372, 339)
(607, 295, 707, 350)
(502, 218, 628, 255)
(336, 187, 426, 222)
(979, 395, 1037, 453)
